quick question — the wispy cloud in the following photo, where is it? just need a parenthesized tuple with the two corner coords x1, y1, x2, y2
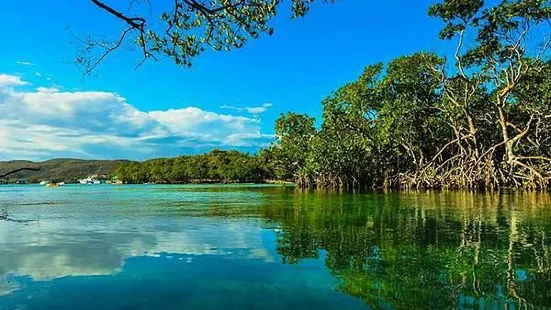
(0, 74, 273, 160)
(15, 61, 35, 66)
(34, 72, 41, 77)
(220, 103, 272, 115)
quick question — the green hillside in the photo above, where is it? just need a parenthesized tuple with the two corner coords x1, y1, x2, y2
(0, 159, 129, 183)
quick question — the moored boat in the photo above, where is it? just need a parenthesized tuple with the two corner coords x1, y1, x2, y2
(78, 166, 104, 184)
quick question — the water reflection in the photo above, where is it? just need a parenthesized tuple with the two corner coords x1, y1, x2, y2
(0, 217, 274, 281)
(265, 191, 551, 309)
(0, 186, 551, 309)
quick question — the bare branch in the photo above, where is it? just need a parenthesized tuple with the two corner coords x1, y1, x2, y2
(83, 27, 133, 76)
(0, 168, 41, 179)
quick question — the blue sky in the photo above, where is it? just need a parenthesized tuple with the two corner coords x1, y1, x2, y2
(0, 0, 450, 160)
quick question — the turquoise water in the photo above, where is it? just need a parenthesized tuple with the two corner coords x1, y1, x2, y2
(1, 185, 551, 309)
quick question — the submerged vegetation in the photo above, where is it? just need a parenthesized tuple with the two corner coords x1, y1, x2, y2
(267, 0, 551, 190)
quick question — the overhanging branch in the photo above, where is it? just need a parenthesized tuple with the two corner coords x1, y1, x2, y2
(0, 168, 41, 179)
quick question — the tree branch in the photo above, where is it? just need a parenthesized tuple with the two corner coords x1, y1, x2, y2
(91, 0, 146, 30)
(0, 168, 41, 179)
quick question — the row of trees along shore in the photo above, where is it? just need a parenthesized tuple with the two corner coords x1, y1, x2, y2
(117, 0, 551, 191)
(115, 150, 272, 184)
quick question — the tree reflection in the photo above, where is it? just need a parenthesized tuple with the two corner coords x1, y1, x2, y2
(262, 191, 551, 309)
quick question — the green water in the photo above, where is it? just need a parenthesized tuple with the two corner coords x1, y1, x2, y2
(0, 185, 550, 309)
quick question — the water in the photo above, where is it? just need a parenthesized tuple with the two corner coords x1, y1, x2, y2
(0, 185, 550, 309)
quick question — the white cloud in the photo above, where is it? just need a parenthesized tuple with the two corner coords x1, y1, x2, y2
(0, 74, 28, 87)
(0, 74, 272, 160)
(221, 103, 272, 115)
(34, 72, 41, 77)
(0, 214, 274, 288)
(15, 61, 35, 66)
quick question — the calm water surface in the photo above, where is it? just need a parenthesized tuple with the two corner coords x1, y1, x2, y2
(1, 185, 550, 309)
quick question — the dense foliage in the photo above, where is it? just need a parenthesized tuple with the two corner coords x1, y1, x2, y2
(115, 149, 272, 184)
(267, 0, 551, 190)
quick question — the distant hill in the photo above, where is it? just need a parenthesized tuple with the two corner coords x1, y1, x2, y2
(0, 159, 130, 183)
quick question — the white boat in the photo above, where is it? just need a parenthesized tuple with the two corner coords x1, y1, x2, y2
(79, 177, 104, 184)
(42, 181, 65, 187)
(79, 178, 93, 184)
(78, 167, 103, 184)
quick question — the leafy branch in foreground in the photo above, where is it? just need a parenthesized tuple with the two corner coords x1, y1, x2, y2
(77, 0, 333, 74)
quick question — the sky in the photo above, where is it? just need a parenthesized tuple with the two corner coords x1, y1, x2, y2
(0, 0, 450, 161)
